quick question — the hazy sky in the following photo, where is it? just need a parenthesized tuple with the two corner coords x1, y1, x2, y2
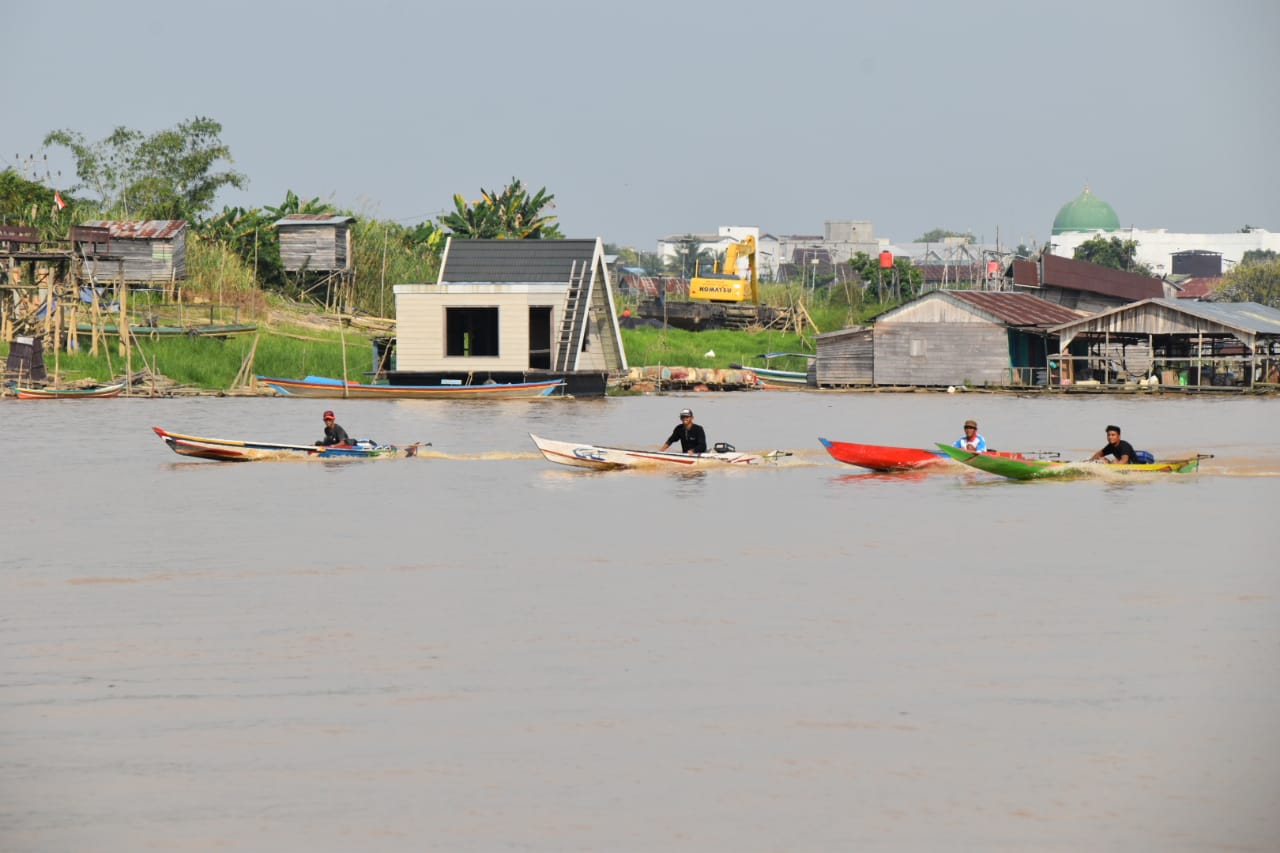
(7, 0, 1277, 250)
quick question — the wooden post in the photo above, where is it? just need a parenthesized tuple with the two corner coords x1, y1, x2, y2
(119, 262, 131, 395)
(340, 316, 349, 398)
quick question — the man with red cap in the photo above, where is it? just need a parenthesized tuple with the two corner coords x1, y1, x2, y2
(316, 410, 351, 446)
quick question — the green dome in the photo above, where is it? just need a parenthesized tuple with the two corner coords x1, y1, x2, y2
(1052, 186, 1121, 235)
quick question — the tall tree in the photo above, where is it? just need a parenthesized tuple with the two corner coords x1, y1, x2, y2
(44, 117, 246, 221)
(1073, 235, 1152, 276)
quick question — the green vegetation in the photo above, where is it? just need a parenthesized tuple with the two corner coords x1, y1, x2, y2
(915, 228, 974, 244)
(1073, 235, 1153, 276)
(1214, 257, 1280, 308)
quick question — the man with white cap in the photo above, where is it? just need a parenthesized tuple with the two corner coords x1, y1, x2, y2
(661, 407, 708, 454)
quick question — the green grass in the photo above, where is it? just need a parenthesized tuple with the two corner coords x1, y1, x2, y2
(8, 329, 373, 390)
(3, 287, 894, 391)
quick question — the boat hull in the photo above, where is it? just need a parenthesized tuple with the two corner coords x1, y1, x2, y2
(258, 375, 565, 399)
(819, 438, 948, 471)
(531, 434, 773, 470)
(153, 427, 413, 462)
(819, 438, 1030, 472)
(15, 383, 124, 399)
(935, 443, 1201, 480)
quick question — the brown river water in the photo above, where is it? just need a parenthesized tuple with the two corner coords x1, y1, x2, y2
(2, 391, 1277, 852)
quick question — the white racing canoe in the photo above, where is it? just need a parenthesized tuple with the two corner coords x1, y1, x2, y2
(530, 433, 779, 471)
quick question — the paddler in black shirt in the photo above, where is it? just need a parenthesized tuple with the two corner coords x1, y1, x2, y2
(1089, 424, 1136, 464)
(661, 408, 708, 454)
(316, 410, 351, 446)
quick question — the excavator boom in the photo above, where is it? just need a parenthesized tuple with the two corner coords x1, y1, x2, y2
(689, 235, 758, 303)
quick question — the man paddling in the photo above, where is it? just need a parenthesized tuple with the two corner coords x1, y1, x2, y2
(953, 419, 987, 452)
(1089, 424, 1136, 464)
(661, 408, 708, 455)
(316, 410, 351, 447)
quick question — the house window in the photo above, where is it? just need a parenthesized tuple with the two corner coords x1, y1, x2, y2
(909, 338, 927, 357)
(446, 307, 499, 357)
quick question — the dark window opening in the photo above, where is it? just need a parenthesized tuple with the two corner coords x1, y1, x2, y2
(446, 307, 499, 357)
(528, 307, 551, 369)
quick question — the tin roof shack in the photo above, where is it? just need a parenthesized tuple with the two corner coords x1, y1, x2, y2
(82, 221, 186, 283)
(1049, 298, 1280, 389)
(1010, 253, 1167, 314)
(872, 291, 1086, 388)
(814, 326, 874, 387)
(391, 238, 627, 397)
(274, 214, 354, 272)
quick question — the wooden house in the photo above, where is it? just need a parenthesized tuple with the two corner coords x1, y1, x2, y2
(391, 238, 627, 396)
(1049, 298, 1280, 388)
(1009, 253, 1167, 313)
(814, 326, 874, 387)
(274, 214, 355, 272)
(870, 291, 1086, 387)
(81, 220, 186, 283)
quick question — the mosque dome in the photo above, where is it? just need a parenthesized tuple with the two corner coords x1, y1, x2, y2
(1052, 186, 1121, 235)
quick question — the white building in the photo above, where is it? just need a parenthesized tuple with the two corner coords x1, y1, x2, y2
(1047, 187, 1279, 276)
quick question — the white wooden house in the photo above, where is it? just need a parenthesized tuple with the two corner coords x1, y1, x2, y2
(391, 238, 626, 395)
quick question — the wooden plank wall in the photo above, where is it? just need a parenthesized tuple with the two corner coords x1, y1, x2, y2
(816, 329, 873, 386)
(279, 225, 344, 271)
(110, 235, 184, 281)
(874, 323, 1009, 386)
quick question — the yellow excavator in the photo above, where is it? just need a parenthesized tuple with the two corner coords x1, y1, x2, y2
(689, 235, 758, 303)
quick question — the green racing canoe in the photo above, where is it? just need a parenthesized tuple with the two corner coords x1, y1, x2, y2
(935, 443, 1205, 480)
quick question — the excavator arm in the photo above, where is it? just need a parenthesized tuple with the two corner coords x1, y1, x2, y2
(689, 235, 758, 303)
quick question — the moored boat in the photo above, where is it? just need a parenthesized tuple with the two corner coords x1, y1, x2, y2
(14, 382, 125, 399)
(530, 434, 781, 470)
(257, 374, 566, 399)
(935, 443, 1205, 480)
(819, 438, 1031, 472)
(153, 426, 419, 462)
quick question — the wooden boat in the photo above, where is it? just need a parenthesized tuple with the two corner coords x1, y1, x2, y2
(530, 434, 782, 471)
(935, 443, 1206, 480)
(819, 438, 1031, 472)
(257, 374, 566, 399)
(730, 352, 812, 388)
(77, 322, 257, 338)
(14, 382, 125, 399)
(153, 427, 420, 462)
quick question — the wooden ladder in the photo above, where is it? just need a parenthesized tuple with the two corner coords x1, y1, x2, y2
(554, 260, 590, 371)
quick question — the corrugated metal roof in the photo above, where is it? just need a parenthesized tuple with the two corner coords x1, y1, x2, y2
(82, 220, 187, 239)
(1050, 298, 1280, 337)
(1152, 298, 1280, 334)
(1171, 277, 1221, 299)
(273, 214, 355, 226)
(947, 291, 1087, 326)
(1041, 253, 1164, 300)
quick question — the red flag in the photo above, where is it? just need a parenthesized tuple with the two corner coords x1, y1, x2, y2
(54, 190, 66, 210)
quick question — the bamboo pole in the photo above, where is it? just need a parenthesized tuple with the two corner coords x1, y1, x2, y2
(340, 316, 349, 398)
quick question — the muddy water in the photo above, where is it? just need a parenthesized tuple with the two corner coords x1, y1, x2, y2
(2, 393, 1277, 851)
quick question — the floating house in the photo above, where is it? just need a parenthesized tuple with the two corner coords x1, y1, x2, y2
(390, 238, 627, 396)
(867, 291, 1086, 387)
(1049, 298, 1280, 388)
